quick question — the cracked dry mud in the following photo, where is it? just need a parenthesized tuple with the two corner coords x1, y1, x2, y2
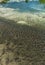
(0, 17, 45, 65)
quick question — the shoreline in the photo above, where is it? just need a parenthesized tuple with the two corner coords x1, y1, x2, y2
(0, 7, 45, 30)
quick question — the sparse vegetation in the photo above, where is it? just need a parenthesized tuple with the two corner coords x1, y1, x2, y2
(0, 0, 45, 4)
(0, 0, 9, 3)
(39, 0, 45, 4)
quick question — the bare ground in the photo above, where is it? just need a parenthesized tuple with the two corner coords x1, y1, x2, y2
(0, 17, 45, 65)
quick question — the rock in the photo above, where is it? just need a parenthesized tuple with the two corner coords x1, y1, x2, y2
(17, 21, 27, 25)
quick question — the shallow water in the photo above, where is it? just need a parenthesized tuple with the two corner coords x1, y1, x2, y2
(0, 1, 45, 12)
(0, 1, 45, 20)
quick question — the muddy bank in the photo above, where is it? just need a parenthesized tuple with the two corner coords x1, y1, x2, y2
(0, 17, 45, 65)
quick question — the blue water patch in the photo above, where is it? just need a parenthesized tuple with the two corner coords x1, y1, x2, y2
(0, 1, 45, 12)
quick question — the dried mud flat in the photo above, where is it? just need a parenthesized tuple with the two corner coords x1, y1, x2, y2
(0, 17, 45, 65)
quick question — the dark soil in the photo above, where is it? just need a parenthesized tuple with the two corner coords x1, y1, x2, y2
(0, 17, 45, 65)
